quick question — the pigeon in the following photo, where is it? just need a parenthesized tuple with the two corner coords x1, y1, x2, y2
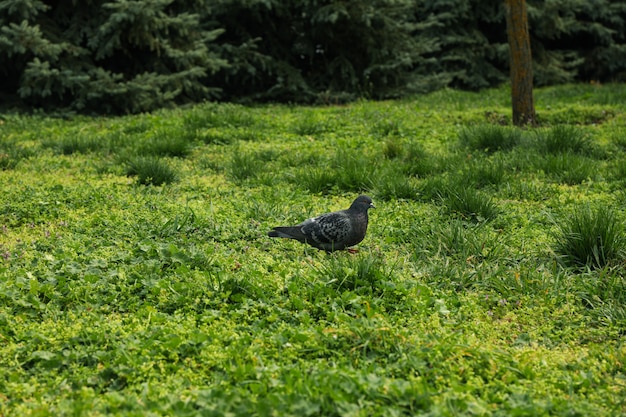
(268, 195, 375, 252)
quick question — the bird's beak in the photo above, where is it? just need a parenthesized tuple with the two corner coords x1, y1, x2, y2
(370, 202, 376, 209)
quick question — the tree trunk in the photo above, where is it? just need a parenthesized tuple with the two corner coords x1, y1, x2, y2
(505, 0, 537, 126)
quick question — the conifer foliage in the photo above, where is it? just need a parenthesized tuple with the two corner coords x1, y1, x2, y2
(0, 0, 226, 113)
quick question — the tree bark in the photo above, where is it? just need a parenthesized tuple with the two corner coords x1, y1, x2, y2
(505, 0, 537, 126)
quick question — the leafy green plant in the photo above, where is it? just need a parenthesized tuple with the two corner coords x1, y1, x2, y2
(553, 205, 624, 269)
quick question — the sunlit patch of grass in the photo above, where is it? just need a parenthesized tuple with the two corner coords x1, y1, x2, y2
(3, 85, 626, 416)
(125, 156, 178, 186)
(538, 106, 615, 125)
(459, 124, 523, 153)
(553, 205, 624, 269)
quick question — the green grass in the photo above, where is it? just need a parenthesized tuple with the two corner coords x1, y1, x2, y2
(2, 84, 626, 416)
(125, 156, 178, 185)
(459, 124, 523, 153)
(553, 205, 625, 269)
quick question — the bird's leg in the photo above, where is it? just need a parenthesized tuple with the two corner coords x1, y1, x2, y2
(347, 248, 359, 254)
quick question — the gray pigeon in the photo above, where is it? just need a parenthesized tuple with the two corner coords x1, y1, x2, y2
(268, 195, 375, 251)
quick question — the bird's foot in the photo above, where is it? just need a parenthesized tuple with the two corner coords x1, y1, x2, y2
(347, 248, 359, 254)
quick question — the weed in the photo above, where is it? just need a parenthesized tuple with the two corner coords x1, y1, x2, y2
(461, 154, 507, 188)
(227, 148, 265, 182)
(374, 166, 417, 201)
(542, 125, 590, 154)
(315, 253, 395, 296)
(541, 153, 598, 185)
(44, 133, 106, 155)
(139, 129, 191, 157)
(459, 124, 522, 153)
(553, 205, 624, 269)
(402, 143, 443, 177)
(295, 150, 375, 192)
(0, 143, 32, 169)
(125, 156, 178, 185)
(372, 119, 405, 138)
(296, 167, 337, 193)
(292, 112, 337, 135)
(439, 184, 499, 222)
(383, 138, 404, 159)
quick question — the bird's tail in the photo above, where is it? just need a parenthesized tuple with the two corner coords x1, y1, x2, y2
(268, 227, 300, 239)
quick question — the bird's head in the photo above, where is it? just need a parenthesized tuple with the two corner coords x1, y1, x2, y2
(351, 195, 375, 211)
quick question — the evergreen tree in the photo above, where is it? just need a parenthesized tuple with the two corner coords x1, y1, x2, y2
(210, 0, 445, 103)
(0, 0, 227, 113)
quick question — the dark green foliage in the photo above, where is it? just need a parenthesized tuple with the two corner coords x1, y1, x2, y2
(0, 0, 227, 113)
(1, 0, 625, 111)
(411, 0, 509, 91)
(211, 0, 442, 102)
(529, 0, 626, 85)
(554, 205, 624, 269)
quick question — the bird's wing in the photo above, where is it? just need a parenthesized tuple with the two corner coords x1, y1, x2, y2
(301, 211, 351, 245)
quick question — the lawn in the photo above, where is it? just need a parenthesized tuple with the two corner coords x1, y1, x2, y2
(1, 84, 626, 416)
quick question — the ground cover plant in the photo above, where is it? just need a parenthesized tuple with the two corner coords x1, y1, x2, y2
(1, 83, 626, 416)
